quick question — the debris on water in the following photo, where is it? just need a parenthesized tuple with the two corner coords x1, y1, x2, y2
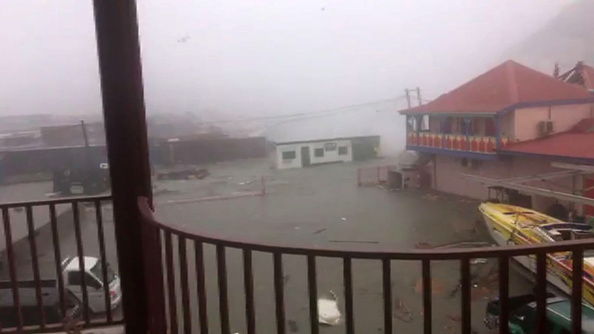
(422, 194, 442, 201)
(415, 241, 432, 249)
(157, 168, 209, 180)
(341, 217, 347, 221)
(288, 320, 299, 333)
(447, 314, 461, 322)
(45, 192, 61, 198)
(434, 241, 490, 249)
(238, 181, 252, 185)
(393, 299, 412, 322)
(414, 278, 445, 296)
(470, 258, 488, 265)
(313, 228, 327, 235)
(318, 291, 341, 326)
(294, 226, 300, 230)
(329, 240, 379, 244)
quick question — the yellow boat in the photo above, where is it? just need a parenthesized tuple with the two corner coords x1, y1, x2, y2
(479, 202, 594, 305)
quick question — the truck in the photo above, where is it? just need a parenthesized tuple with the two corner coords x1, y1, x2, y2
(484, 293, 594, 333)
(0, 256, 121, 314)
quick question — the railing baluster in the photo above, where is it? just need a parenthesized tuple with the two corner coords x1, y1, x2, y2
(460, 258, 471, 334)
(49, 204, 67, 316)
(194, 241, 209, 334)
(273, 252, 286, 334)
(164, 231, 178, 334)
(178, 237, 192, 334)
(2, 207, 23, 331)
(382, 259, 392, 334)
(307, 255, 319, 334)
(243, 249, 256, 334)
(217, 244, 230, 334)
(343, 257, 354, 334)
(422, 259, 432, 334)
(572, 249, 584, 334)
(498, 256, 509, 334)
(536, 253, 548, 334)
(94, 199, 113, 323)
(72, 202, 90, 324)
(25, 205, 46, 328)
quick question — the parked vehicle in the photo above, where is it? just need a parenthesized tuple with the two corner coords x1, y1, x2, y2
(0, 288, 82, 328)
(61, 256, 122, 313)
(484, 293, 594, 333)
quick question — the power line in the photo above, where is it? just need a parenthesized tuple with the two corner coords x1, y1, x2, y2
(195, 97, 406, 125)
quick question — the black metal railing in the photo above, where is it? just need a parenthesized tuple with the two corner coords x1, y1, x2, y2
(0, 195, 122, 333)
(138, 197, 594, 334)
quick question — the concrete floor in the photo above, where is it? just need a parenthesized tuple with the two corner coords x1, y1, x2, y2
(152, 158, 534, 334)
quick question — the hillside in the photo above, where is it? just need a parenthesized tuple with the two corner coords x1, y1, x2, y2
(506, 0, 594, 72)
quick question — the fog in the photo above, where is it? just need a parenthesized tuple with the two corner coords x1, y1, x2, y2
(0, 1, 575, 152)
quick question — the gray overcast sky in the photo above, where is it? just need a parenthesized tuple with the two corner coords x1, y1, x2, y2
(0, 1, 572, 118)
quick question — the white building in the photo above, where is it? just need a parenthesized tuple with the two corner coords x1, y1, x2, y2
(275, 136, 379, 169)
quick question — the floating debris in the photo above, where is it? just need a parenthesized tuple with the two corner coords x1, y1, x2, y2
(393, 299, 412, 322)
(329, 240, 379, 244)
(288, 320, 299, 333)
(415, 241, 432, 249)
(318, 291, 341, 326)
(157, 168, 209, 180)
(447, 314, 461, 322)
(470, 258, 488, 265)
(341, 217, 347, 221)
(238, 181, 252, 185)
(414, 278, 446, 296)
(313, 228, 327, 235)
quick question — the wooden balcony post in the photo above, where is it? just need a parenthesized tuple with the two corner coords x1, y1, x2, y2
(495, 115, 501, 149)
(464, 117, 471, 151)
(92, 1, 155, 333)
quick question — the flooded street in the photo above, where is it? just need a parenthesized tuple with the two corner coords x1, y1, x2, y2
(151, 158, 534, 333)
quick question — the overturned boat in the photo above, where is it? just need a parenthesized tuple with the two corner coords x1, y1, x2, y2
(479, 202, 594, 305)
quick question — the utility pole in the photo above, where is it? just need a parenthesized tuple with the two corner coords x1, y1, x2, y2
(80, 120, 90, 147)
(404, 87, 423, 108)
(405, 89, 411, 108)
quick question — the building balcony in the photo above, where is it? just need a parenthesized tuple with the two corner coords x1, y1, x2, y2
(406, 131, 512, 159)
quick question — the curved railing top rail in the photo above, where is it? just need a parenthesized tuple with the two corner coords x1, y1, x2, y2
(0, 194, 112, 208)
(138, 197, 594, 260)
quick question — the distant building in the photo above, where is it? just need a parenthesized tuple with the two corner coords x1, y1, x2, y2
(40, 122, 105, 147)
(401, 60, 594, 219)
(274, 136, 380, 169)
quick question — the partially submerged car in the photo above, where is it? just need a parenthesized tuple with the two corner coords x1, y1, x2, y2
(485, 293, 594, 334)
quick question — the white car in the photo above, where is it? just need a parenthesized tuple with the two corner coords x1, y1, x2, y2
(62, 256, 122, 313)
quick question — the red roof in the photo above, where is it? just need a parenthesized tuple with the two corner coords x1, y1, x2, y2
(402, 60, 593, 114)
(500, 118, 594, 161)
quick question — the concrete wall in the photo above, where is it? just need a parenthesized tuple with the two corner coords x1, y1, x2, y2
(500, 112, 514, 139)
(276, 144, 303, 169)
(309, 140, 352, 165)
(513, 104, 593, 142)
(276, 139, 353, 169)
(433, 154, 583, 214)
